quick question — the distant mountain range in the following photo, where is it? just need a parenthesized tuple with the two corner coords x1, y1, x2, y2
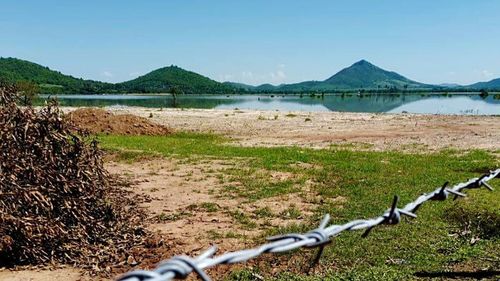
(0, 57, 233, 94)
(438, 83, 461, 88)
(468, 78, 500, 90)
(0, 57, 498, 94)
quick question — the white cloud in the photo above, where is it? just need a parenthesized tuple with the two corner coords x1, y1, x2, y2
(268, 64, 287, 84)
(276, 70, 286, 79)
(242, 71, 254, 79)
(102, 71, 113, 77)
(219, 74, 234, 82)
(481, 70, 494, 79)
(221, 64, 288, 85)
(101, 71, 113, 78)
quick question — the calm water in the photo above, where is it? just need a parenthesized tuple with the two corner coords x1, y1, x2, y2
(36, 93, 500, 115)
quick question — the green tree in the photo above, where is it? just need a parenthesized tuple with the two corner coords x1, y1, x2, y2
(16, 80, 39, 105)
(170, 85, 184, 95)
(479, 89, 489, 99)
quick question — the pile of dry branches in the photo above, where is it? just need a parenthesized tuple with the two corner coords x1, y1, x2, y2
(0, 84, 151, 274)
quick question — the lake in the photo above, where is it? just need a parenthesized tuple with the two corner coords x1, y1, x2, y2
(36, 93, 500, 115)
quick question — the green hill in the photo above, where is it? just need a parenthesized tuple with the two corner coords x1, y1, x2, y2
(2, 57, 489, 94)
(0, 58, 234, 94)
(323, 60, 428, 89)
(261, 60, 430, 92)
(117, 65, 234, 94)
(223, 82, 255, 91)
(254, 83, 280, 91)
(0, 57, 112, 94)
(278, 81, 324, 91)
(468, 78, 500, 90)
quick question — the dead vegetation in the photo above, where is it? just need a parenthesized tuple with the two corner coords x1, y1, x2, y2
(0, 84, 154, 276)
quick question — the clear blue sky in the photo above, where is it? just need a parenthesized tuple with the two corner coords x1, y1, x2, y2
(1, 1, 499, 85)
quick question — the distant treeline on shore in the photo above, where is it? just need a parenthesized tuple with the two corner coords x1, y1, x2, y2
(1, 57, 499, 95)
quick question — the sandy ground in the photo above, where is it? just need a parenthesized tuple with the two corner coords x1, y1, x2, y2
(91, 107, 500, 151)
(105, 158, 318, 252)
(0, 268, 85, 281)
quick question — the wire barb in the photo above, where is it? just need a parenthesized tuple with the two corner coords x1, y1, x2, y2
(117, 169, 500, 281)
(481, 181, 494, 191)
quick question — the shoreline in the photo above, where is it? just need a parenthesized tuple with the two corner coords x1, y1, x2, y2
(41, 91, 500, 96)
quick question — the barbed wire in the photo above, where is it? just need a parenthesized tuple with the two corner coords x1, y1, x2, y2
(117, 169, 500, 281)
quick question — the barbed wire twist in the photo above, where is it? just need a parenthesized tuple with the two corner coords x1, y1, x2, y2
(117, 169, 500, 281)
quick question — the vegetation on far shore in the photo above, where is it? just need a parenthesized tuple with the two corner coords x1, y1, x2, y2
(2, 57, 500, 96)
(0, 57, 234, 95)
(100, 132, 500, 280)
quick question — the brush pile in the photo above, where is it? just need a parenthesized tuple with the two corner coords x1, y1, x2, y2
(0, 84, 151, 274)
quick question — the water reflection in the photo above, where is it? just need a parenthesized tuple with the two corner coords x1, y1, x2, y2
(389, 96, 499, 115)
(36, 93, 500, 115)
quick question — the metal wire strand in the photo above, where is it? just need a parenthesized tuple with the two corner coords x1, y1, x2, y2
(117, 169, 500, 281)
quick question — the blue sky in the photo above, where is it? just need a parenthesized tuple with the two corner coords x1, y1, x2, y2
(1, 1, 499, 85)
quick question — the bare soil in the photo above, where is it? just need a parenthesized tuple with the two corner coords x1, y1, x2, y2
(66, 108, 171, 136)
(89, 107, 499, 151)
(105, 158, 317, 253)
(0, 268, 86, 281)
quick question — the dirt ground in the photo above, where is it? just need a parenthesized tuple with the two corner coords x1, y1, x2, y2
(66, 108, 171, 135)
(0, 268, 84, 281)
(82, 107, 500, 151)
(105, 157, 318, 255)
(3, 108, 499, 280)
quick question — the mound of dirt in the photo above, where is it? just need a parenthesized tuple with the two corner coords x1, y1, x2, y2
(67, 108, 171, 136)
(0, 85, 154, 275)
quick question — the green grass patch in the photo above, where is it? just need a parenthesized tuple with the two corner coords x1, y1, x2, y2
(99, 132, 500, 280)
(223, 167, 302, 201)
(187, 202, 220, 213)
(254, 207, 275, 218)
(155, 210, 192, 222)
(279, 204, 302, 219)
(229, 210, 257, 229)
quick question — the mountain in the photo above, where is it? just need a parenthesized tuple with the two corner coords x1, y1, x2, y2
(2, 57, 495, 94)
(0, 57, 112, 94)
(117, 65, 234, 94)
(118, 59, 431, 93)
(278, 81, 324, 91)
(468, 78, 500, 90)
(0, 58, 234, 94)
(223, 82, 255, 91)
(254, 83, 280, 91)
(257, 60, 430, 92)
(439, 83, 462, 88)
(323, 60, 429, 89)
